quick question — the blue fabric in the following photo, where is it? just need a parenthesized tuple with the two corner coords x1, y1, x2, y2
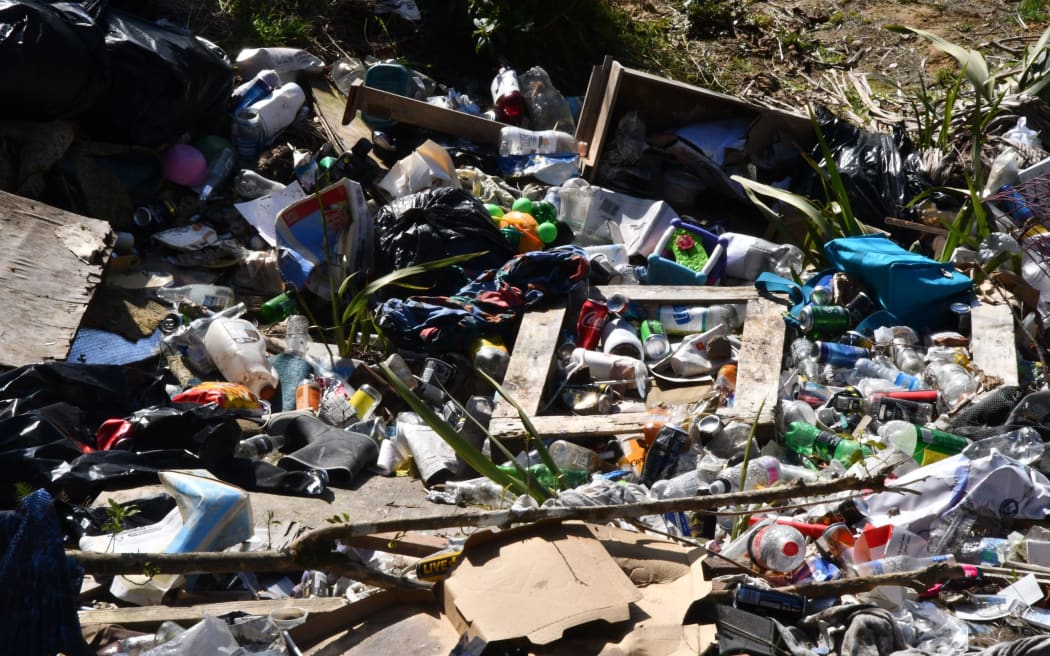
(376, 246, 589, 353)
(824, 235, 973, 330)
(0, 489, 90, 656)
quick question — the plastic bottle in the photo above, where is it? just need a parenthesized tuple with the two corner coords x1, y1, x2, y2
(925, 361, 977, 409)
(854, 358, 924, 391)
(284, 314, 310, 356)
(259, 290, 298, 324)
(722, 232, 804, 281)
(749, 522, 808, 572)
(656, 303, 744, 335)
(231, 68, 280, 115)
(519, 65, 576, 132)
(490, 66, 525, 125)
(891, 343, 925, 375)
(707, 455, 817, 495)
(549, 440, 601, 473)
(234, 169, 286, 199)
(961, 426, 1045, 464)
(156, 284, 235, 311)
(233, 82, 306, 164)
(778, 399, 818, 433)
(203, 317, 279, 399)
(789, 337, 820, 380)
(847, 554, 957, 577)
(785, 421, 872, 466)
(651, 468, 701, 499)
(878, 420, 970, 462)
(498, 126, 579, 156)
(235, 47, 325, 81)
(455, 395, 495, 478)
(471, 335, 510, 382)
(233, 434, 287, 459)
(447, 477, 517, 508)
(198, 147, 234, 204)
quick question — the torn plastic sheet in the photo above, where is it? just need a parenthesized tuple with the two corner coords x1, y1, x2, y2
(67, 328, 163, 366)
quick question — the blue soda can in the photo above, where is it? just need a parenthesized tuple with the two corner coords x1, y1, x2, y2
(815, 341, 870, 367)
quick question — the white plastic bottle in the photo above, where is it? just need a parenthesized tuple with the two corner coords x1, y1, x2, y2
(656, 303, 744, 335)
(204, 318, 279, 399)
(721, 232, 804, 281)
(233, 81, 306, 164)
(498, 125, 579, 156)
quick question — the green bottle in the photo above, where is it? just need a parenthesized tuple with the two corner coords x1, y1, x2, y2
(259, 290, 298, 324)
(785, 421, 872, 466)
(497, 464, 590, 489)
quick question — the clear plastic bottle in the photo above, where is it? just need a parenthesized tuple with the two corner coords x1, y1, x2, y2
(284, 314, 310, 356)
(156, 283, 235, 311)
(651, 468, 701, 499)
(778, 399, 818, 434)
(707, 455, 816, 494)
(234, 169, 286, 199)
(847, 554, 956, 577)
(519, 66, 576, 132)
(749, 522, 807, 572)
(198, 147, 234, 204)
(878, 419, 970, 461)
(790, 337, 820, 380)
(448, 477, 517, 508)
(961, 426, 1045, 464)
(892, 343, 925, 375)
(233, 433, 287, 459)
(925, 361, 977, 409)
(549, 440, 601, 473)
(498, 126, 579, 156)
(490, 66, 526, 125)
(854, 358, 924, 391)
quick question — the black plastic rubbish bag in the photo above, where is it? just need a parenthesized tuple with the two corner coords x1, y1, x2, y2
(372, 187, 517, 297)
(808, 105, 932, 231)
(78, 10, 233, 146)
(0, 0, 108, 121)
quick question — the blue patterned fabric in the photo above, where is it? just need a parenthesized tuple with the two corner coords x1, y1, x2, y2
(0, 489, 90, 655)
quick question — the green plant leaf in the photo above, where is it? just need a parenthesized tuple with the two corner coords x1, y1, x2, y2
(379, 363, 552, 502)
(885, 25, 991, 99)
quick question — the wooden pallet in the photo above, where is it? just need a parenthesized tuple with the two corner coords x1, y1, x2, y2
(488, 285, 785, 442)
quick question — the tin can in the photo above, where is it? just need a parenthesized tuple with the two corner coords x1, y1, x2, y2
(576, 299, 609, 350)
(809, 273, 835, 305)
(349, 383, 382, 420)
(799, 304, 851, 336)
(639, 319, 671, 361)
(845, 291, 876, 325)
(560, 384, 615, 414)
(640, 424, 689, 486)
(873, 396, 934, 424)
(295, 378, 321, 411)
(831, 386, 865, 414)
(733, 584, 807, 619)
(132, 200, 176, 229)
(814, 341, 870, 367)
(950, 302, 972, 334)
(831, 272, 855, 305)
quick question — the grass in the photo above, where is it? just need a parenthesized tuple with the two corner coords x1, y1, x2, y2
(1022, 0, 1050, 23)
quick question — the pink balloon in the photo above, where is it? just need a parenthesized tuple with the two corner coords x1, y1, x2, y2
(161, 144, 207, 187)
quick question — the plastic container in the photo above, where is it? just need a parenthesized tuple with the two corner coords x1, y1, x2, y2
(234, 434, 287, 459)
(198, 147, 234, 204)
(490, 66, 525, 125)
(651, 468, 701, 499)
(233, 82, 306, 164)
(549, 440, 601, 473)
(854, 358, 923, 391)
(498, 126, 579, 156)
(231, 68, 280, 115)
(722, 232, 804, 281)
(707, 455, 817, 495)
(204, 318, 279, 399)
(926, 361, 977, 409)
(749, 523, 807, 572)
(235, 47, 325, 81)
(601, 317, 644, 360)
(284, 314, 310, 355)
(656, 303, 743, 335)
(156, 284, 235, 311)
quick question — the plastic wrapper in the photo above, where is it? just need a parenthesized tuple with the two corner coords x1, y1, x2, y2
(0, 0, 108, 121)
(372, 187, 517, 297)
(807, 105, 932, 231)
(170, 381, 265, 411)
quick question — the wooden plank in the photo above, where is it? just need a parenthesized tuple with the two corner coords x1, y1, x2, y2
(490, 286, 778, 440)
(971, 302, 1019, 387)
(726, 297, 785, 429)
(0, 191, 112, 369)
(341, 80, 506, 146)
(78, 596, 347, 631)
(492, 305, 567, 419)
(308, 77, 377, 155)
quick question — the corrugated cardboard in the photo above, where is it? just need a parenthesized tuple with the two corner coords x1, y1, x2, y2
(442, 521, 716, 653)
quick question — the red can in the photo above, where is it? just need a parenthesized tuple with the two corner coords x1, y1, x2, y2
(576, 299, 609, 350)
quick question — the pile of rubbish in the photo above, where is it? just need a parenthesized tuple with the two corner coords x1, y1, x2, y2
(9, 3, 1050, 655)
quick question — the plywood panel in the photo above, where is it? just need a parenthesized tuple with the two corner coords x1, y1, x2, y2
(0, 191, 112, 369)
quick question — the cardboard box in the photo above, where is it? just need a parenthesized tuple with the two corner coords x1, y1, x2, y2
(575, 57, 815, 227)
(442, 521, 715, 653)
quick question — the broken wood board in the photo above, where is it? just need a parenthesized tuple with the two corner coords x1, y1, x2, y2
(308, 77, 377, 156)
(971, 301, 1019, 387)
(78, 596, 347, 632)
(342, 79, 506, 146)
(0, 190, 112, 369)
(489, 286, 782, 441)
